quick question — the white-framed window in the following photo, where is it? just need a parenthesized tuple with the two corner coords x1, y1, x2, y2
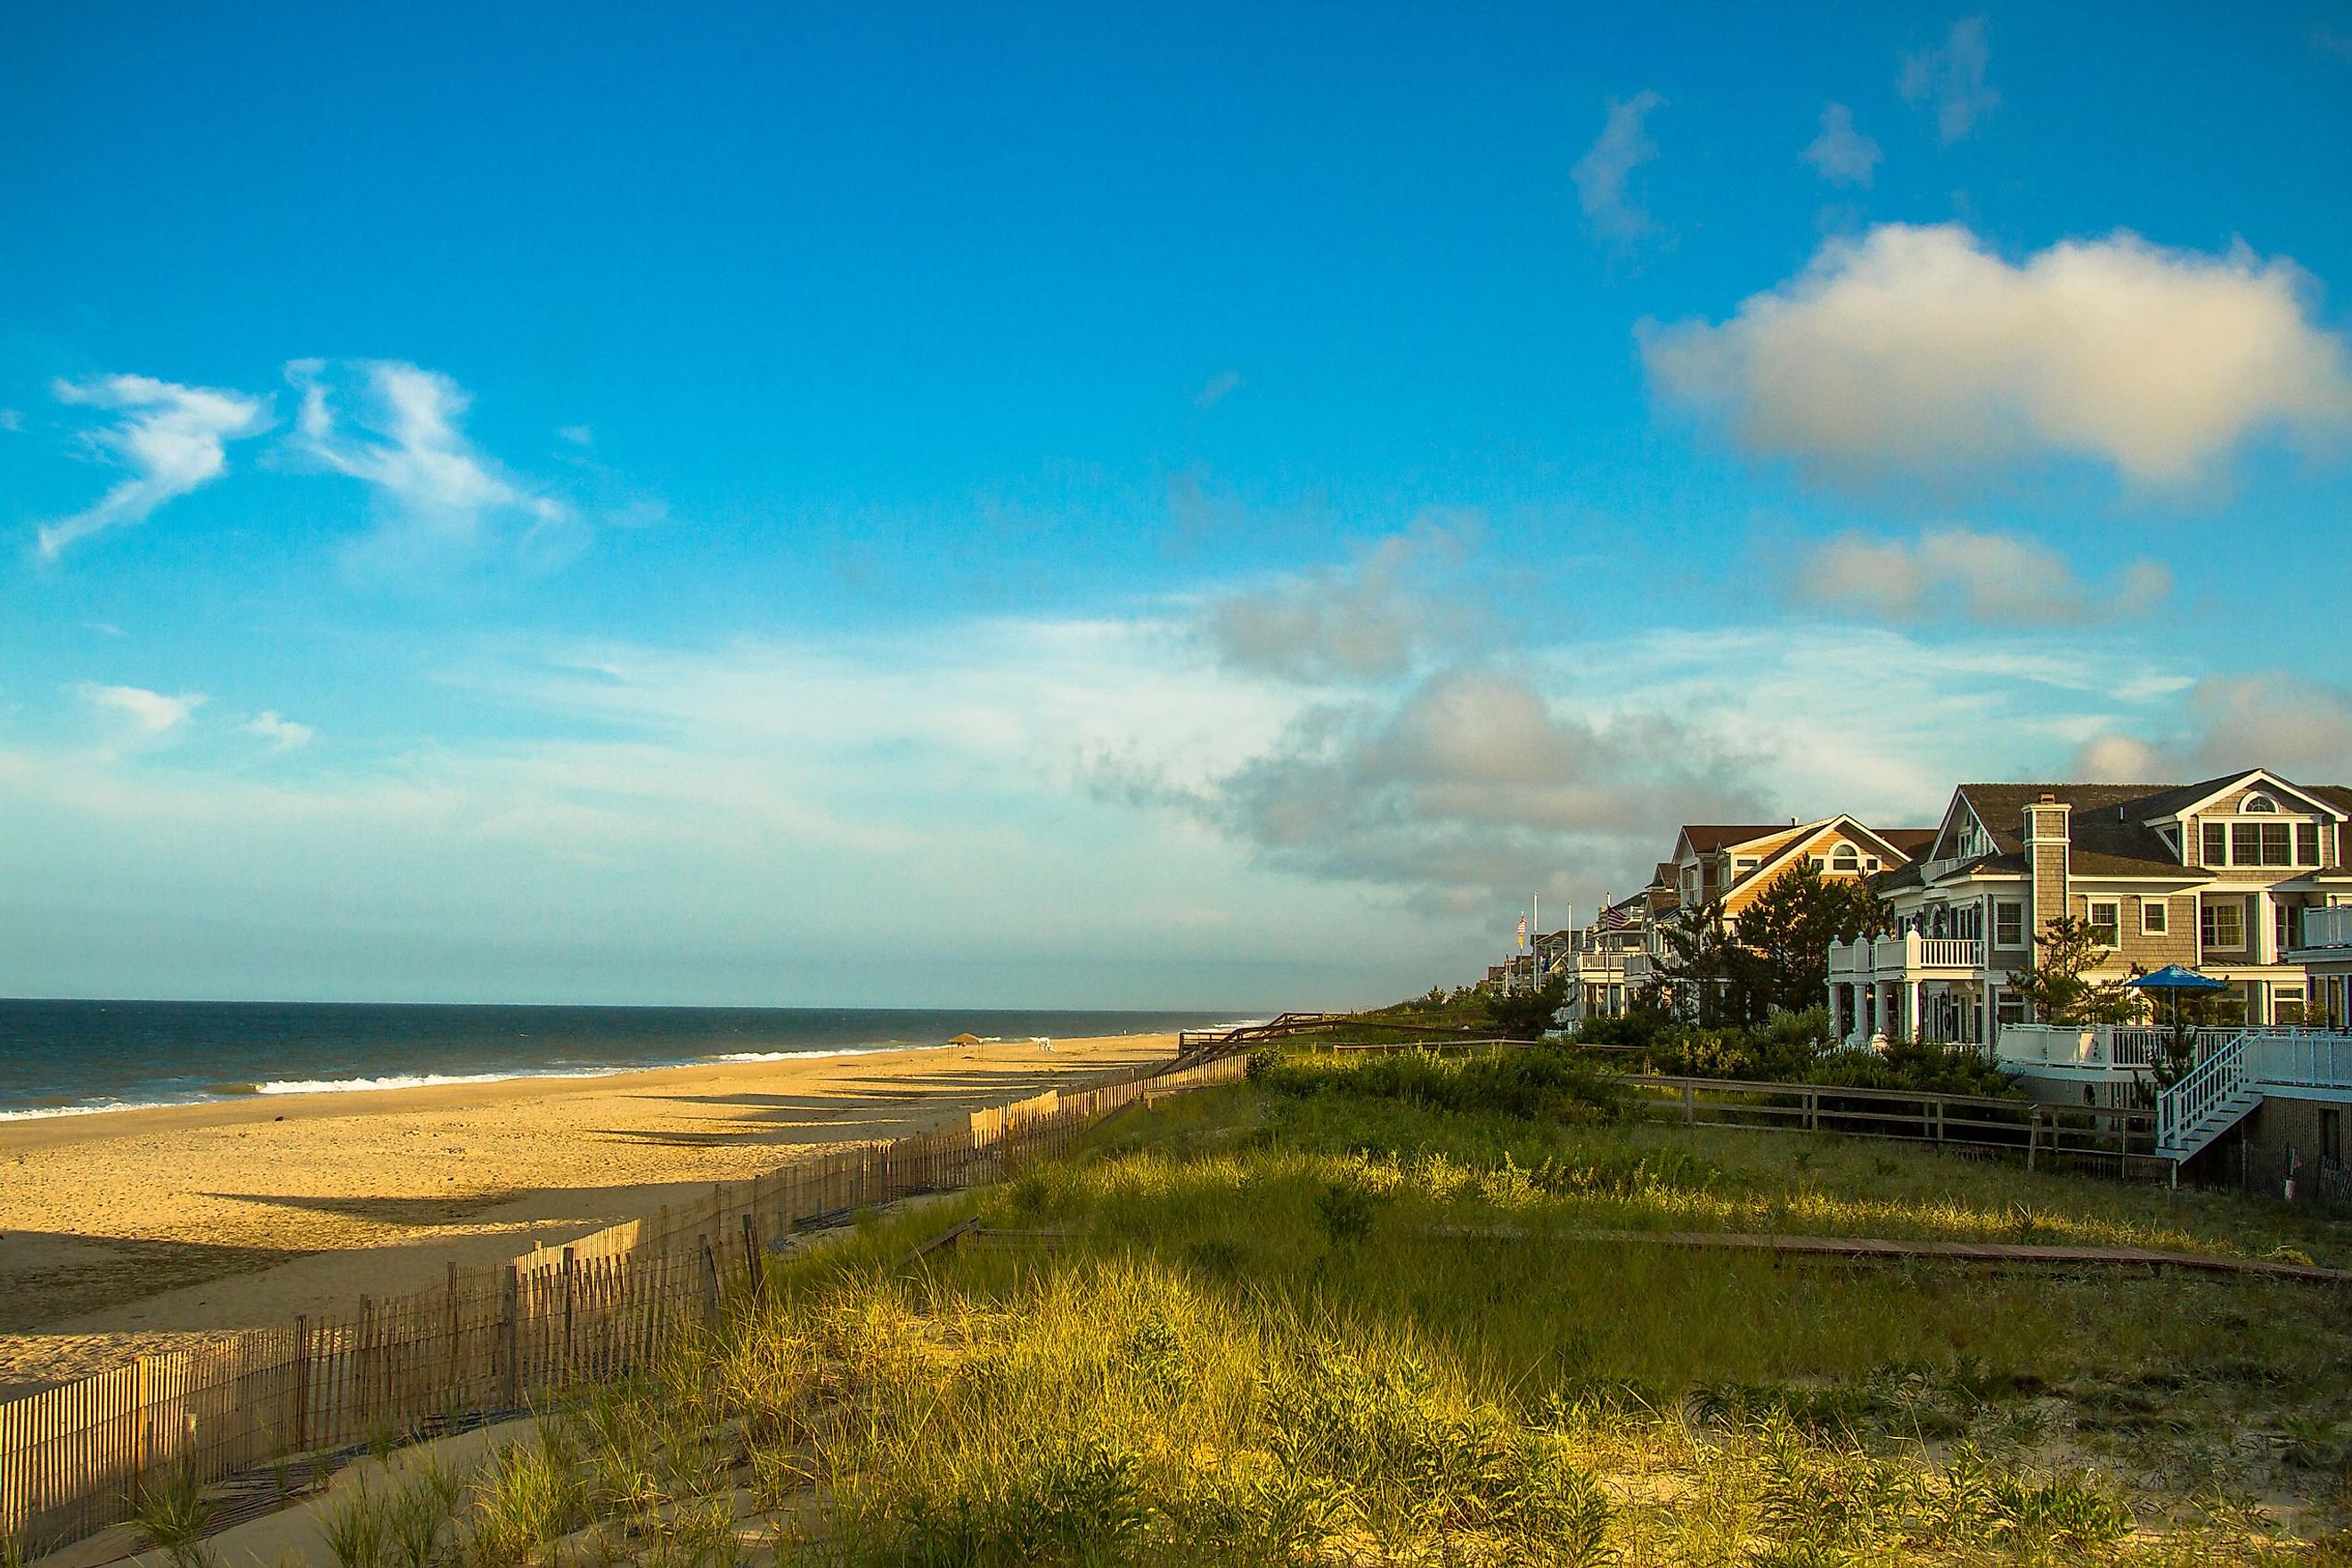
(1994, 902, 2024, 948)
(1866, 856, 1881, 872)
(2243, 793, 2279, 813)
(2141, 898, 2168, 936)
(1733, 856, 1758, 877)
(1831, 845, 1860, 873)
(2087, 900, 2120, 948)
(2275, 901, 2293, 957)
(2201, 898, 2246, 951)
(2275, 985, 2308, 1025)
(2202, 815, 2320, 867)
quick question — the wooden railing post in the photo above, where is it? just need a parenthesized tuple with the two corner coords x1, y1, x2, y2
(740, 1213, 764, 1295)
(292, 1316, 310, 1453)
(1682, 1082, 1695, 1126)
(560, 1248, 577, 1390)
(499, 1266, 520, 1409)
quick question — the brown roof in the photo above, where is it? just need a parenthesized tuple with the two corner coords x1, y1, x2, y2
(1678, 824, 1795, 854)
(1950, 776, 2352, 878)
(1875, 828, 1938, 860)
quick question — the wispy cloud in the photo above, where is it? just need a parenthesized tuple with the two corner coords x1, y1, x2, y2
(1787, 528, 2170, 625)
(0, 408, 22, 434)
(1804, 102, 1882, 186)
(242, 710, 315, 750)
(1641, 223, 2352, 487)
(74, 682, 206, 739)
(1899, 16, 1999, 143)
(37, 375, 272, 559)
(1193, 371, 1241, 410)
(1572, 90, 1666, 246)
(286, 359, 569, 559)
(1199, 520, 1482, 685)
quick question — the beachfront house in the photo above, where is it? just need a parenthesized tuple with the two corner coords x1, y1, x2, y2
(1827, 770, 2351, 1072)
(1558, 816, 1931, 1027)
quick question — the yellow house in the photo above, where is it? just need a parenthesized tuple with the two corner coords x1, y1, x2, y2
(1666, 816, 1933, 920)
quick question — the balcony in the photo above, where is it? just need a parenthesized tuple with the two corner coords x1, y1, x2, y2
(2298, 905, 2352, 952)
(1572, 951, 1651, 982)
(1827, 933, 1987, 980)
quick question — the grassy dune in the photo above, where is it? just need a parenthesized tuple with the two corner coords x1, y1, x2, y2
(300, 1048, 2352, 1565)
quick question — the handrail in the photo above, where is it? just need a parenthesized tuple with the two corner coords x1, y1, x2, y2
(2157, 1030, 2251, 1153)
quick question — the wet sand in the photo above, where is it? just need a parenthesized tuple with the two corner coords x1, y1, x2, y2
(0, 1031, 1175, 1396)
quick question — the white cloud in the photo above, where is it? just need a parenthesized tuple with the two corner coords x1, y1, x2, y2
(1193, 371, 1241, 410)
(1183, 666, 1764, 911)
(74, 682, 206, 739)
(0, 408, 22, 433)
(1200, 522, 1482, 684)
(1899, 15, 1999, 143)
(556, 424, 593, 446)
(287, 359, 568, 553)
(2072, 674, 2352, 783)
(1641, 224, 2352, 487)
(1789, 527, 2170, 625)
(37, 375, 272, 559)
(1572, 90, 1666, 245)
(242, 710, 316, 750)
(1804, 102, 1882, 186)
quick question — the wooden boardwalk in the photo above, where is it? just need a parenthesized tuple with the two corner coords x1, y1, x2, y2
(1438, 1225, 2352, 1284)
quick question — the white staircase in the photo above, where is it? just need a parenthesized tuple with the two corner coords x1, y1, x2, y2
(2156, 1030, 2259, 1166)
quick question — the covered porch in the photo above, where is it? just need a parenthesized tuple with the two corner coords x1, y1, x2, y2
(1825, 933, 1993, 1049)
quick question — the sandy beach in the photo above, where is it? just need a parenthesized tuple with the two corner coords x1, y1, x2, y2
(0, 1031, 1176, 1398)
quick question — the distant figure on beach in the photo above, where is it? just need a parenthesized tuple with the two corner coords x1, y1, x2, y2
(1033, 1036, 1054, 1052)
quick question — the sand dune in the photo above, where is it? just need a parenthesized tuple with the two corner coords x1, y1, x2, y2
(0, 1031, 1175, 1396)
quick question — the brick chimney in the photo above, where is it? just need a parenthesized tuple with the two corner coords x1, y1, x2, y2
(2025, 793, 2071, 941)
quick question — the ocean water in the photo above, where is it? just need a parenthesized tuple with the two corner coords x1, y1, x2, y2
(0, 1000, 1244, 1120)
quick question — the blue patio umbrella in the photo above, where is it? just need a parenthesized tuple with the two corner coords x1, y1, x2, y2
(2127, 964, 2229, 1026)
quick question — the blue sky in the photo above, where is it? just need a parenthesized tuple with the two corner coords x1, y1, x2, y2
(4, 4, 2350, 1007)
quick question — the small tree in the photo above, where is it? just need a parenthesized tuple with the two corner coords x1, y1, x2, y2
(1485, 973, 1568, 1039)
(2006, 915, 2145, 1025)
(1652, 899, 1754, 1026)
(1729, 862, 1890, 1020)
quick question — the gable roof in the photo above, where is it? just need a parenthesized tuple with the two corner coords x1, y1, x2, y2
(2136, 769, 2352, 822)
(1674, 824, 1797, 857)
(1877, 828, 1938, 859)
(1940, 775, 2352, 879)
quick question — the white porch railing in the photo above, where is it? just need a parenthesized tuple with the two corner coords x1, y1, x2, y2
(1997, 1023, 2242, 1070)
(2249, 1031, 2352, 1090)
(2299, 905, 2352, 952)
(1827, 933, 1986, 979)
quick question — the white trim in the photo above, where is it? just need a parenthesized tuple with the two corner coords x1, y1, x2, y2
(2156, 770, 2348, 824)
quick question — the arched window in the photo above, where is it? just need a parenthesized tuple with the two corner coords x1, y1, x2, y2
(1831, 845, 1861, 873)
(2242, 794, 2279, 813)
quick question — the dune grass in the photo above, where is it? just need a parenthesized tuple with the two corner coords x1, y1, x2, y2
(347, 1050, 2352, 1564)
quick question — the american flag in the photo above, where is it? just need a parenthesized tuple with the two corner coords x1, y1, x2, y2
(1601, 896, 1628, 931)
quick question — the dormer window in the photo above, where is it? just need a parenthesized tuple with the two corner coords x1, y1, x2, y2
(2243, 794, 2280, 813)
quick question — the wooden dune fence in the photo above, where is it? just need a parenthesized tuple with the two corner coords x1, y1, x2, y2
(0, 1054, 1247, 1557)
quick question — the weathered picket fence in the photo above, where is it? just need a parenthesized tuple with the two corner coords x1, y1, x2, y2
(0, 1053, 1247, 1557)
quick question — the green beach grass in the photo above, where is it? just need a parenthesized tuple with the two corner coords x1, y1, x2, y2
(327, 1046, 2352, 1565)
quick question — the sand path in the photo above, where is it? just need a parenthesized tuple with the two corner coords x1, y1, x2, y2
(0, 1031, 1174, 1396)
